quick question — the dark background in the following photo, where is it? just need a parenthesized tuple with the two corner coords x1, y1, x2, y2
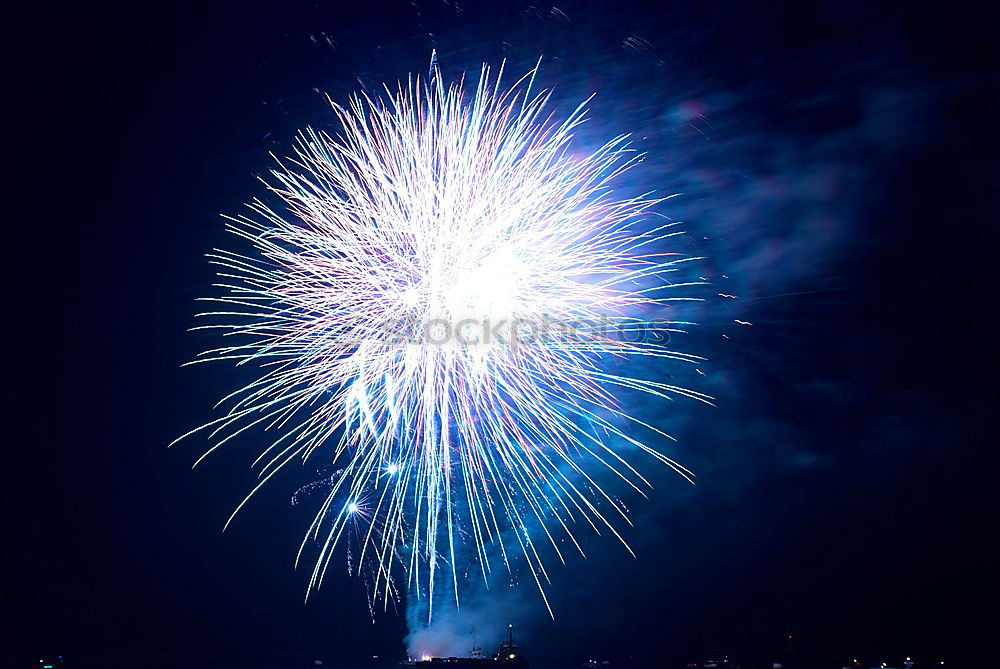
(5, 1, 997, 667)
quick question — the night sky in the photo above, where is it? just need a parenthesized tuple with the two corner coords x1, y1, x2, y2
(5, 1, 997, 668)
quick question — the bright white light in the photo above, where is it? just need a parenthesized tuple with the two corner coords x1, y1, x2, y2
(387, 464, 398, 476)
(401, 286, 420, 308)
(347, 502, 358, 513)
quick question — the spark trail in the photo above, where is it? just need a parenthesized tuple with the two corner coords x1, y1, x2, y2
(177, 56, 711, 619)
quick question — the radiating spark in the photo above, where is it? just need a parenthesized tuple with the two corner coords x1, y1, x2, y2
(177, 55, 711, 619)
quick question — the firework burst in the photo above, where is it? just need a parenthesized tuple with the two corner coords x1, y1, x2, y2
(177, 56, 711, 618)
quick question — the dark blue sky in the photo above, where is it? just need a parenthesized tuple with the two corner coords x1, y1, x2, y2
(5, 1, 996, 667)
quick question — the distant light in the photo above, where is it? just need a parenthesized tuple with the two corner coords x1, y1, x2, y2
(387, 464, 398, 475)
(508, 654, 516, 660)
(421, 656, 431, 662)
(348, 502, 359, 513)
